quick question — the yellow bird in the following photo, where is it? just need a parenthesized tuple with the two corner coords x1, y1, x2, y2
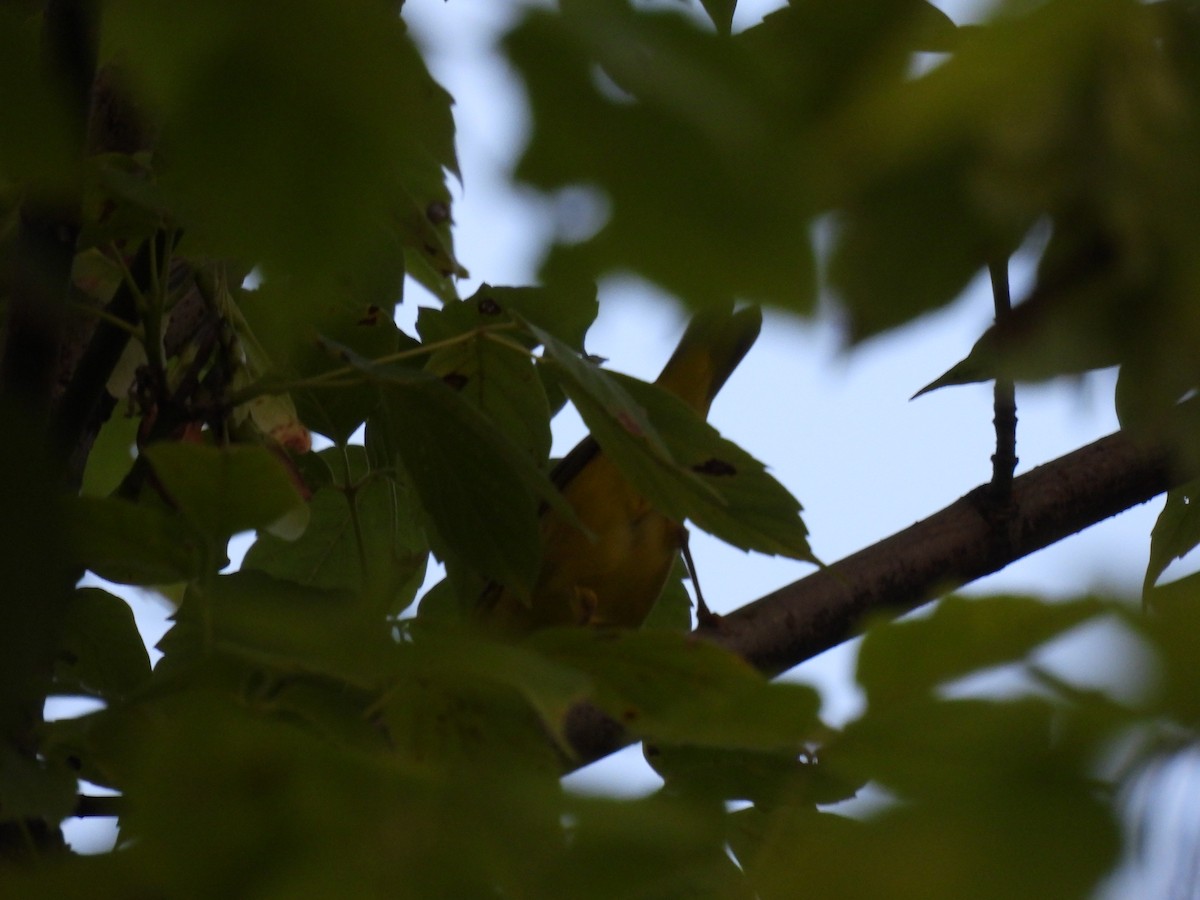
(479, 304, 763, 633)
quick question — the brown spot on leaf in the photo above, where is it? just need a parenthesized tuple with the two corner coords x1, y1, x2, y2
(357, 304, 384, 326)
(478, 296, 502, 316)
(443, 372, 469, 391)
(616, 410, 644, 437)
(621, 708, 639, 723)
(426, 200, 450, 224)
(693, 458, 736, 477)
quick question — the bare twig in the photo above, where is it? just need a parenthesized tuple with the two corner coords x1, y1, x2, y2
(988, 258, 1017, 498)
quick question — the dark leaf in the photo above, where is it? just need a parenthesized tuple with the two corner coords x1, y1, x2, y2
(143, 442, 309, 543)
(54, 588, 152, 701)
(530, 629, 822, 749)
(68, 496, 203, 585)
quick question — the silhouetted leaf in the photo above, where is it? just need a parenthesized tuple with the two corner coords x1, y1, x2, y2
(54, 588, 151, 702)
(69, 496, 203, 585)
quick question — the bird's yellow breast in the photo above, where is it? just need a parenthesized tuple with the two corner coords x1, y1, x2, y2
(486, 453, 683, 632)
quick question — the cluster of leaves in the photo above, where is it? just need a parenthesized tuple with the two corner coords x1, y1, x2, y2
(512, 0, 1200, 599)
(24, 576, 1200, 899)
(2, 0, 1200, 896)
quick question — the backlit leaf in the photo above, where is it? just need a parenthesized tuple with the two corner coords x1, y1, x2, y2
(244, 447, 428, 616)
(143, 442, 308, 544)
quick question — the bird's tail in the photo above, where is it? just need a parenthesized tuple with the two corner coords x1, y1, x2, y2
(654, 304, 762, 416)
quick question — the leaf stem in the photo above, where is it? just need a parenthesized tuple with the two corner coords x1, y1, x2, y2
(67, 300, 144, 338)
(340, 443, 371, 587)
(225, 322, 521, 407)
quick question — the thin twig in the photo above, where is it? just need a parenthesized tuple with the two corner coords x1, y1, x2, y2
(224, 323, 520, 408)
(988, 258, 1018, 498)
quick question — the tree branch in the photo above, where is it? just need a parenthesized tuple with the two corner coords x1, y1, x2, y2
(564, 418, 1182, 765)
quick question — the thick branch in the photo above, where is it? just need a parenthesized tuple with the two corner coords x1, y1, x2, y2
(703, 423, 1175, 676)
(565, 421, 1181, 764)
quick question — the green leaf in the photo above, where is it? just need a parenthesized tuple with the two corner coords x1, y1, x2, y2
(54, 588, 152, 701)
(166, 570, 391, 687)
(256, 678, 393, 754)
(435, 281, 601, 417)
(507, 1, 817, 309)
(102, 0, 458, 280)
(647, 743, 800, 805)
(378, 378, 545, 594)
(143, 442, 308, 544)
(0, 743, 78, 822)
(292, 292, 410, 448)
(913, 229, 1130, 398)
(415, 298, 557, 464)
(530, 629, 822, 750)
(39, 707, 123, 793)
(534, 319, 813, 559)
(856, 594, 1106, 708)
(0, 7, 77, 191)
(109, 694, 567, 899)
(396, 187, 469, 300)
(244, 447, 428, 616)
(1142, 573, 1200, 724)
(549, 791, 747, 899)
(648, 740, 860, 812)
(818, 0, 1182, 342)
(378, 628, 585, 770)
(616, 373, 814, 560)
(79, 411, 139, 497)
(837, 696, 1051, 800)
(911, 331, 997, 398)
(1144, 479, 1200, 593)
(235, 278, 408, 444)
(417, 627, 592, 735)
(530, 319, 673, 462)
(828, 155, 993, 341)
(418, 279, 598, 356)
(430, 339, 553, 463)
(323, 338, 580, 590)
(698, 0, 735, 36)
(641, 555, 694, 632)
(739, 746, 1118, 900)
(68, 496, 203, 585)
